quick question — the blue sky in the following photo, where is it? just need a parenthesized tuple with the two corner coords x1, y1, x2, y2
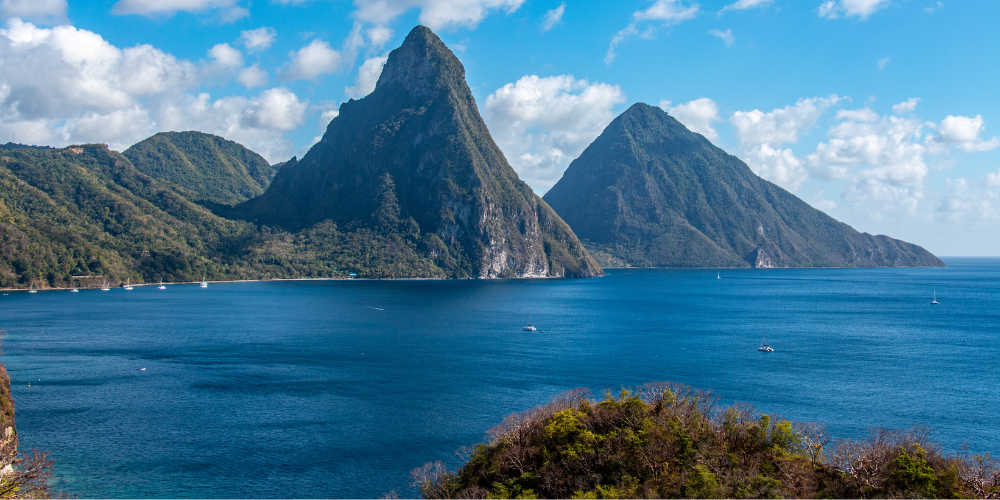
(1, 0, 997, 256)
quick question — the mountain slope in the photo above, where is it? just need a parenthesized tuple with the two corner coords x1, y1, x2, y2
(238, 26, 600, 278)
(543, 103, 943, 268)
(123, 131, 279, 206)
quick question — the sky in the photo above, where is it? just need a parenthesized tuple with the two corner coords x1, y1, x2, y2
(0, 0, 998, 257)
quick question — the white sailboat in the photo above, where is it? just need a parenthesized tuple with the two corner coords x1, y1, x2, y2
(158, 279, 166, 290)
(522, 313, 537, 332)
(123, 279, 133, 291)
(200, 275, 208, 288)
(931, 289, 939, 305)
(101, 279, 110, 291)
(758, 331, 774, 352)
(27, 282, 37, 294)
(717, 271, 721, 279)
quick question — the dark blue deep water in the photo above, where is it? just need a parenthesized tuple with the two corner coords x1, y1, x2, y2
(2, 258, 998, 497)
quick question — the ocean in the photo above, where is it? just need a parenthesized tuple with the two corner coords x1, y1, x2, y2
(2, 257, 997, 497)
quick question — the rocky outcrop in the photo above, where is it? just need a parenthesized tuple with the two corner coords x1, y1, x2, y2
(237, 26, 601, 278)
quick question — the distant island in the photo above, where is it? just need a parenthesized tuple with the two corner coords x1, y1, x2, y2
(412, 382, 998, 499)
(0, 26, 942, 289)
(544, 103, 943, 269)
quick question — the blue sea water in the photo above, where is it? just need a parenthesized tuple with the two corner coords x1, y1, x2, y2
(1, 257, 998, 498)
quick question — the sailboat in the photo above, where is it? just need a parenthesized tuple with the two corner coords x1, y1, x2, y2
(200, 275, 208, 288)
(27, 282, 37, 294)
(70, 283, 79, 293)
(123, 279, 133, 291)
(931, 289, 939, 305)
(758, 331, 774, 352)
(158, 279, 166, 290)
(101, 279, 110, 291)
(717, 271, 721, 279)
(522, 313, 537, 332)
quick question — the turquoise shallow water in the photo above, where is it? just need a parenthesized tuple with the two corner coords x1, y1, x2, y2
(1, 257, 998, 497)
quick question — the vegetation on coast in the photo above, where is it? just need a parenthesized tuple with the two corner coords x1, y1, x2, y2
(412, 382, 999, 499)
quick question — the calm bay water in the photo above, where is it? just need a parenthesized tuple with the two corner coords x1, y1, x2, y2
(2, 258, 998, 497)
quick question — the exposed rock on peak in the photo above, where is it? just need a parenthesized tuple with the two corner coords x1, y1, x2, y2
(237, 25, 600, 278)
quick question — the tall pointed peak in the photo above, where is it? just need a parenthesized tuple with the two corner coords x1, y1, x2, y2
(375, 25, 467, 97)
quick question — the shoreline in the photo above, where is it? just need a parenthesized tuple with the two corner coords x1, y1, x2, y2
(0, 263, 959, 292)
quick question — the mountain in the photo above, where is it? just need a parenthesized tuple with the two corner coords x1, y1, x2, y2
(543, 103, 944, 268)
(0, 143, 419, 288)
(238, 26, 600, 278)
(123, 131, 280, 206)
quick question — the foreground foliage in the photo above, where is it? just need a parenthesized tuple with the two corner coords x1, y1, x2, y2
(413, 383, 1000, 499)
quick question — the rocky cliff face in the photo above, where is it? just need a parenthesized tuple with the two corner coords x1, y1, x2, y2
(238, 26, 600, 278)
(544, 103, 944, 269)
(0, 365, 17, 467)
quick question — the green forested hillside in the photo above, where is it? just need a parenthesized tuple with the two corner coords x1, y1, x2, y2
(543, 103, 943, 269)
(0, 144, 446, 288)
(123, 131, 279, 206)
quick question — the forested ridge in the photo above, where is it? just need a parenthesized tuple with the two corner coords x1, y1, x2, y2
(0, 143, 452, 288)
(413, 383, 1000, 499)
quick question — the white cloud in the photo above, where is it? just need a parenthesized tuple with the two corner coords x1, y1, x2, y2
(719, 0, 772, 13)
(345, 54, 388, 98)
(818, 0, 890, 19)
(0, 0, 67, 24)
(708, 28, 734, 46)
(606, 0, 699, 64)
(730, 95, 842, 191)
(209, 42, 242, 68)
(352, 0, 525, 31)
(0, 19, 306, 162)
(809, 111, 928, 187)
(877, 56, 889, 70)
(542, 2, 565, 31)
(240, 27, 276, 52)
(892, 98, 920, 115)
(366, 25, 393, 47)
(237, 63, 268, 88)
(483, 74, 625, 191)
(987, 169, 1000, 188)
(660, 97, 720, 141)
(928, 115, 1000, 153)
(281, 39, 342, 81)
(111, 0, 247, 21)
(924, 1, 943, 14)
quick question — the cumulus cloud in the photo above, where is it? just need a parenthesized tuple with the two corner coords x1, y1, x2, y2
(987, 169, 1000, 188)
(927, 114, 1000, 153)
(112, 0, 248, 21)
(660, 98, 720, 141)
(0, 19, 305, 161)
(708, 28, 734, 46)
(209, 43, 242, 68)
(730, 96, 842, 191)
(352, 0, 525, 31)
(818, 0, 890, 20)
(542, 3, 565, 31)
(892, 98, 920, 115)
(240, 27, 276, 52)
(0, 0, 68, 24)
(345, 54, 388, 98)
(606, 0, 699, 64)
(719, 0, 772, 13)
(237, 63, 268, 88)
(483, 75, 625, 191)
(281, 39, 342, 81)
